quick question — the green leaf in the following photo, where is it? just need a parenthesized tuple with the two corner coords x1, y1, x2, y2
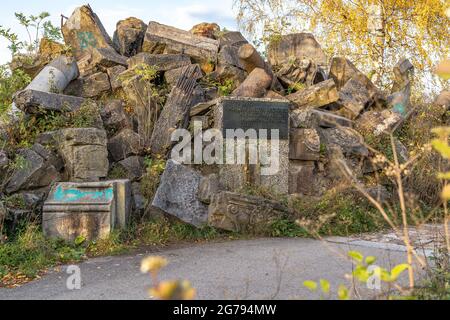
(74, 235, 86, 246)
(379, 268, 392, 282)
(352, 265, 370, 282)
(348, 251, 364, 263)
(389, 264, 410, 282)
(365, 256, 377, 265)
(303, 280, 318, 291)
(338, 285, 350, 300)
(320, 279, 330, 294)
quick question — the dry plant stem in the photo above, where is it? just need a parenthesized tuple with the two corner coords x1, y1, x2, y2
(444, 193, 450, 253)
(338, 159, 427, 269)
(389, 134, 415, 289)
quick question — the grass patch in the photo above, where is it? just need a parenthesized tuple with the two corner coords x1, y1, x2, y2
(292, 190, 388, 237)
(0, 224, 85, 285)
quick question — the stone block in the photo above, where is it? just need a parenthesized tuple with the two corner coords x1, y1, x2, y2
(128, 52, 191, 71)
(5, 147, 60, 194)
(164, 64, 203, 88)
(81, 72, 111, 98)
(213, 97, 290, 194)
(338, 78, 371, 119)
(14, 89, 86, 114)
(107, 65, 127, 90)
(113, 17, 147, 57)
(208, 191, 287, 232)
(43, 180, 131, 241)
(108, 129, 143, 162)
(142, 21, 219, 65)
(198, 174, 220, 204)
(267, 33, 327, 67)
(289, 161, 316, 195)
(152, 160, 208, 227)
(62, 6, 114, 60)
(289, 128, 320, 161)
(286, 79, 339, 109)
(116, 156, 146, 181)
(101, 99, 132, 134)
(290, 108, 353, 129)
(57, 128, 109, 181)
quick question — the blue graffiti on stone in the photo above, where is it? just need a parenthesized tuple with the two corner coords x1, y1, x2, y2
(77, 31, 97, 50)
(53, 185, 113, 203)
(393, 103, 406, 115)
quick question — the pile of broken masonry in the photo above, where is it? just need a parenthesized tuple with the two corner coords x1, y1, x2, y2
(1, 4, 449, 241)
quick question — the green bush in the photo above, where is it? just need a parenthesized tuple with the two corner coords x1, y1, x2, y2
(0, 65, 31, 117)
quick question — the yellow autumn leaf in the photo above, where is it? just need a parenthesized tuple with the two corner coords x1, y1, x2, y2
(437, 172, 450, 180)
(303, 280, 318, 291)
(441, 185, 450, 200)
(431, 140, 450, 159)
(141, 256, 168, 274)
(436, 60, 450, 80)
(338, 285, 350, 300)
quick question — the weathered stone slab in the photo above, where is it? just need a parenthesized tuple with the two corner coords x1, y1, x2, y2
(198, 174, 220, 204)
(14, 89, 86, 114)
(150, 65, 199, 157)
(208, 191, 287, 232)
(276, 57, 320, 88)
(128, 52, 191, 71)
(108, 129, 143, 162)
(113, 17, 147, 57)
(152, 160, 208, 227)
(142, 21, 219, 65)
(57, 128, 109, 181)
(107, 65, 127, 90)
(43, 180, 131, 241)
(289, 161, 316, 195)
(392, 58, 414, 92)
(286, 79, 339, 109)
(90, 47, 128, 69)
(338, 78, 371, 119)
(116, 156, 146, 181)
(164, 64, 203, 88)
(101, 100, 132, 134)
(322, 127, 368, 157)
(311, 110, 353, 128)
(5, 147, 60, 194)
(289, 128, 320, 161)
(218, 31, 248, 48)
(267, 33, 328, 67)
(81, 72, 111, 98)
(329, 57, 379, 99)
(190, 22, 220, 39)
(62, 5, 114, 60)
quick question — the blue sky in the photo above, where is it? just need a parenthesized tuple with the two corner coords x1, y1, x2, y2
(0, 0, 238, 63)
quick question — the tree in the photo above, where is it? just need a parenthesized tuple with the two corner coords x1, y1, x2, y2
(0, 12, 62, 57)
(235, 0, 449, 93)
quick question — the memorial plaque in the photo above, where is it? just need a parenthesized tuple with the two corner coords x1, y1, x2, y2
(221, 98, 289, 140)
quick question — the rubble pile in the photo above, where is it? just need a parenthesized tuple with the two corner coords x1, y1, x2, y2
(0, 4, 446, 239)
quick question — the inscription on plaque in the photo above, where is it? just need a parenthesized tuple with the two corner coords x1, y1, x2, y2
(221, 99, 289, 140)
